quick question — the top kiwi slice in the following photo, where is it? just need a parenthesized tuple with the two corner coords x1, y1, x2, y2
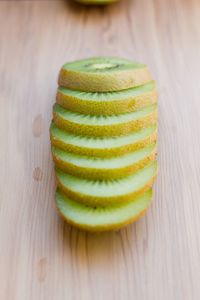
(57, 81, 157, 115)
(58, 57, 152, 92)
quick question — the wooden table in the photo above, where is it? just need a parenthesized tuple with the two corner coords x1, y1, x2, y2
(1, 0, 200, 299)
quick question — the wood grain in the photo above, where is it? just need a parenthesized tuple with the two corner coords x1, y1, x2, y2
(0, 0, 200, 299)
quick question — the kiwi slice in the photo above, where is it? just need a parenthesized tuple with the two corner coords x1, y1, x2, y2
(56, 188, 153, 231)
(52, 143, 157, 180)
(58, 57, 152, 92)
(53, 103, 157, 137)
(50, 122, 157, 158)
(56, 162, 157, 206)
(56, 81, 157, 115)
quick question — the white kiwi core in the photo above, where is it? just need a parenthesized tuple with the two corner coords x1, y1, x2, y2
(91, 63, 116, 69)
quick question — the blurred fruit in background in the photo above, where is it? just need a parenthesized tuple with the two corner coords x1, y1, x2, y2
(75, 0, 118, 5)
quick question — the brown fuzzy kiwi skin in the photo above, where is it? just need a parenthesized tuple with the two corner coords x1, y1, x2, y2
(56, 86, 157, 115)
(50, 127, 157, 158)
(52, 145, 157, 180)
(56, 169, 157, 207)
(58, 67, 152, 93)
(55, 197, 152, 232)
(53, 108, 157, 137)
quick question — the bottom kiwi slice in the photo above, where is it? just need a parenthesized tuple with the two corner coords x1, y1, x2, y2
(56, 189, 153, 232)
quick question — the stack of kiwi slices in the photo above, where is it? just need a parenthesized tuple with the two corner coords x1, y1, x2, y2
(50, 57, 158, 232)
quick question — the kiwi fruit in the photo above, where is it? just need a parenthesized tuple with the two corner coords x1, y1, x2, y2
(50, 122, 157, 158)
(56, 81, 157, 115)
(75, 0, 118, 4)
(56, 188, 153, 231)
(56, 161, 157, 206)
(58, 57, 152, 92)
(52, 143, 157, 180)
(53, 103, 157, 137)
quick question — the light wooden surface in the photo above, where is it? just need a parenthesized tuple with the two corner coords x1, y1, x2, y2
(0, 0, 200, 299)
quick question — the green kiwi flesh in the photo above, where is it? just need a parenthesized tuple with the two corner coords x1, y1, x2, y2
(52, 143, 157, 179)
(58, 57, 152, 92)
(53, 103, 157, 137)
(56, 188, 153, 231)
(50, 122, 157, 157)
(56, 161, 157, 206)
(57, 81, 157, 115)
